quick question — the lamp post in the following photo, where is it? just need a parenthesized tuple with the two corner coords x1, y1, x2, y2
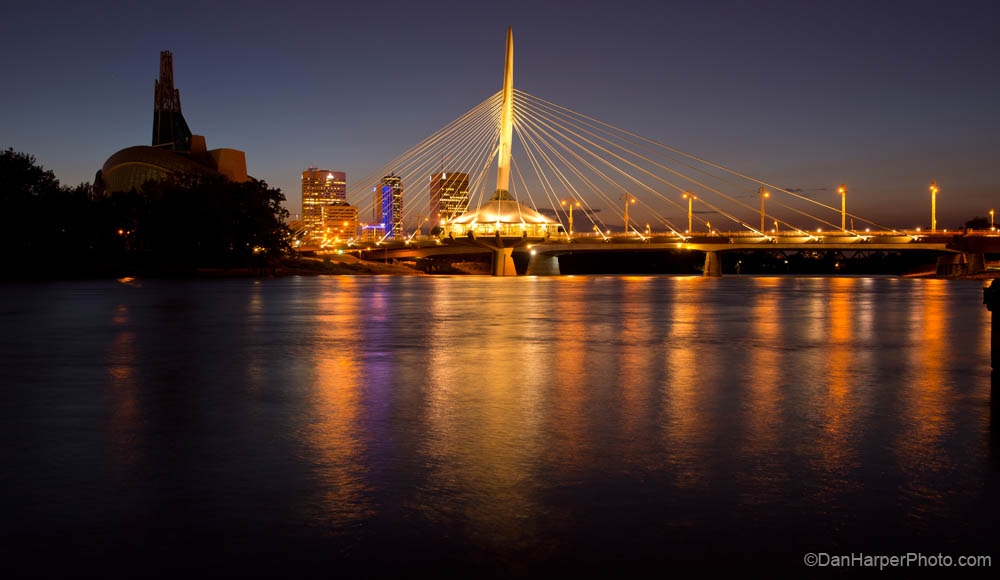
(930, 181, 938, 232)
(621, 194, 636, 234)
(560, 198, 580, 236)
(682, 191, 695, 233)
(837, 184, 846, 231)
(990, 209, 994, 230)
(760, 187, 770, 233)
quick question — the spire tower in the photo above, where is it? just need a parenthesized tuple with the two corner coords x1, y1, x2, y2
(493, 27, 514, 199)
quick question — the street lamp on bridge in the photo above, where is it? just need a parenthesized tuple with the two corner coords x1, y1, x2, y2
(760, 187, 770, 234)
(837, 184, 846, 232)
(621, 194, 636, 233)
(930, 181, 939, 232)
(682, 190, 696, 233)
(560, 197, 581, 236)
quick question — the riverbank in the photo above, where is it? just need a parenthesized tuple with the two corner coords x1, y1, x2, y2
(271, 256, 424, 276)
(189, 256, 424, 277)
(1, 256, 424, 281)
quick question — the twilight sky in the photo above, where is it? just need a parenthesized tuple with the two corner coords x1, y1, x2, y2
(1, 0, 997, 227)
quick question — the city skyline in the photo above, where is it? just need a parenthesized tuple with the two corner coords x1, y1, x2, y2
(1, 0, 997, 227)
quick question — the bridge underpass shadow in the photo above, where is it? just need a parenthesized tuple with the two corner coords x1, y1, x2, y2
(553, 251, 703, 275)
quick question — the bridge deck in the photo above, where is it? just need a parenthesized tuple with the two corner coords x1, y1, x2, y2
(332, 231, 1000, 261)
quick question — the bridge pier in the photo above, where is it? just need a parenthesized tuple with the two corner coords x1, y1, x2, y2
(525, 253, 560, 275)
(493, 248, 517, 276)
(936, 253, 985, 276)
(986, 280, 999, 372)
(703, 251, 722, 277)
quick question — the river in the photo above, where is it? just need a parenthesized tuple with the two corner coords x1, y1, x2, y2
(1, 276, 997, 574)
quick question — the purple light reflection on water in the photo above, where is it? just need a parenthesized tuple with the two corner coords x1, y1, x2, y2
(0, 276, 997, 574)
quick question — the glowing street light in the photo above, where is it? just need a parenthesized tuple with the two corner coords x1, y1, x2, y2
(621, 194, 637, 233)
(930, 181, 939, 232)
(682, 191, 696, 234)
(760, 187, 770, 233)
(561, 197, 581, 235)
(415, 213, 429, 236)
(991, 209, 995, 230)
(837, 184, 846, 231)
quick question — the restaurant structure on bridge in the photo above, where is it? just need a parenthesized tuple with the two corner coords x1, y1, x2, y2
(444, 191, 557, 238)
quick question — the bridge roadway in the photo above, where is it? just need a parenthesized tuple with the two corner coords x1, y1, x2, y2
(326, 230, 1000, 275)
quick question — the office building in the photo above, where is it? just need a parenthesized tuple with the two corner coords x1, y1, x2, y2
(302, 168, 347, 237)
(429, 171, 470, 225)
(321, 204, 358, 240)
(377, 174, 403, 240)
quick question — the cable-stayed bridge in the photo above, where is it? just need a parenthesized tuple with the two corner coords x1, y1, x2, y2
(308, 28, 998, 276)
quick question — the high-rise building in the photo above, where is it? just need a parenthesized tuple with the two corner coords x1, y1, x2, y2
(377, 174, 403, 240)
(429, 171, 470, 226)
(321, 204, 358, 240)
(302, 168, 346, 236)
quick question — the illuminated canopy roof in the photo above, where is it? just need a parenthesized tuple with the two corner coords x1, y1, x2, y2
(448, 198, 555, 225)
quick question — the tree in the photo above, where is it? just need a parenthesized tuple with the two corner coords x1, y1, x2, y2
(965, 216, 990, 230)
(0, 148, 65, 269)
(0, 148, 293, 278)
(134, 175, 290, 270)
(0, 148, 61, 200)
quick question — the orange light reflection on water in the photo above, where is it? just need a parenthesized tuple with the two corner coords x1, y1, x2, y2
(424, 277, 543, 548)
(660, 277, 715, 489)
(305, 277, 372, 524)
(106, 303, 141, 485)
(549, 278, 590, 473)
(896, 280, 953, 519)
(737, 277, 785, 500)
(812, 277, 861, 488)
(619, 276, 654, 459)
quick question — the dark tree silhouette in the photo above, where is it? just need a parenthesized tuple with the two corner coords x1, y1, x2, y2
(0, 148, 291, 278)
(137, 176, 290, 270)
(965, 216, 990, 230)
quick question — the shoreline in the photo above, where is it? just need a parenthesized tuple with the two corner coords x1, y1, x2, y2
(6, 256, 1000, 281)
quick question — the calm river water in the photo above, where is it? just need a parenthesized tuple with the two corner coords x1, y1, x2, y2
(1, 276, 998, 574)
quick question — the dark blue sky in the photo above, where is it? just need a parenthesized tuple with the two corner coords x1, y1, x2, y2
(2, 0, 997, 226)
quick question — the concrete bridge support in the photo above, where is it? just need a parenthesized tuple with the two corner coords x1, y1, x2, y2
(525, 253, 560, 275)
(987, 281, 1000, 457)
(703, 251, 722, 277)
(986, 280, 999, 372)
(936, 253, 985, 276)
(493, 248, 517, 276)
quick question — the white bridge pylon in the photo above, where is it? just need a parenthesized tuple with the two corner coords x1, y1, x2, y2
(345, 28, 907, 246)
(495, 26, 514, 197)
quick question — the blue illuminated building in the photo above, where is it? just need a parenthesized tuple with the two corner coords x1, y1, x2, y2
(378, 174, 403, 240)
